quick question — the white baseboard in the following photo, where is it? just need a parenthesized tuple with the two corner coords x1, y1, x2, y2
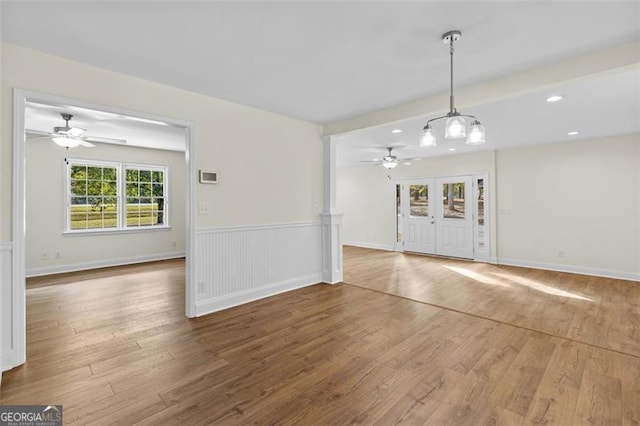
(26, 251, 186, 277)
(498, 258, 640, 282)
(343, 241, 395, 251)
(195, 272, 322, 316)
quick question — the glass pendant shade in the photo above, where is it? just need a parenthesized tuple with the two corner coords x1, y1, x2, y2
(466, 120, 486, 145)
(382, 160, 398, 169)
(445, 115, 466, 139)
(420, 126, 437, 147)
(52, 136, 82, 148)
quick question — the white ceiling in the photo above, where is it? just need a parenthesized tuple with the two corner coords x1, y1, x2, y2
(25, 101, 186, 151)
(2, 2, 639, 124)
(336, 68, 640, 167)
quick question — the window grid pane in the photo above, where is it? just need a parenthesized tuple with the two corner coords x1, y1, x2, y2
(68, 163, 167, 232)
(125, 167, 165, 228)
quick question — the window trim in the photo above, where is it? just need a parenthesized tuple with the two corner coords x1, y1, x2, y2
(64, 158, 170, 234)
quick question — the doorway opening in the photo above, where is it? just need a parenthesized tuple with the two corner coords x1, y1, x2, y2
(396, 174, 489, 261)
(8, 89, 196, 372)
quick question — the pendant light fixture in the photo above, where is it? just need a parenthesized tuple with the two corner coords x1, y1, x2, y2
(420, 30, 485, 147)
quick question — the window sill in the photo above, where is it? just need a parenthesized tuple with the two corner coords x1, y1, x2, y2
(63, 226, 172, 236)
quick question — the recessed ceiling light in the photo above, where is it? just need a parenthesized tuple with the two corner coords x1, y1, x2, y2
(391, 129, 402, 134)
(448, 148, 456, 152)
(403, 162, 412, 166)
(567, 131, 579, 136)
(546, 95, 563, 103)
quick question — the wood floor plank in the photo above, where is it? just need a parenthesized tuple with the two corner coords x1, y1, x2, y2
(575, 368, 623, 425)
(525, 340, 591, 425)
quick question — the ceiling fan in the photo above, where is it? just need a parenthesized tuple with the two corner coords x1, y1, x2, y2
(361, 147, 419, 169)
(26, 113, 127, 149)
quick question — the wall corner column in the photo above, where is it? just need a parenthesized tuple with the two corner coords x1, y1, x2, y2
(320, 135, 343, 284)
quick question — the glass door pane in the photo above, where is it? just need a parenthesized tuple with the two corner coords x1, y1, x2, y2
(409, 184, 428, 217)
(442, 182, 465, 219)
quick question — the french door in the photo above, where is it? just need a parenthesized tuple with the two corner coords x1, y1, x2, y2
(401, 175, 476, 259)
(401, 180, 435, 254)
(434, 176, 473, 259)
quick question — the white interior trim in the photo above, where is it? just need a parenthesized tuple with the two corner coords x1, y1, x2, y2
(195, 273, 323, 317)
(195, 221, 320, 234)
(498, 257, 640, 282)
(26, 251, 186, 278)
(9, 89, 196, 374)
(343, 241, 394, 252)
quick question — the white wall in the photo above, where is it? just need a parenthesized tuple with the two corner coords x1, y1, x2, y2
(1, 44, 324, 238)
(1, 44, 324, 372)
(25, 140, 185, 275)
(338, 150, 496, 256)
(337, 134, 640, 280)
(496, 134, 639, 279)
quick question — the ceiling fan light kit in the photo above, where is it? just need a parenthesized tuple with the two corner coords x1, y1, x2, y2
(382, 147, 398, 169)
(52, 136, 82, 148)
(382, 159, 398, 169)
(420, 30, 486, 147)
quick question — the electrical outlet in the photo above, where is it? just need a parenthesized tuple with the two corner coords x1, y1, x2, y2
(54, 251, 62, 259)
(558, 250, 565, 258)
(198, 203, 209, 215)
(198, 281, 205, 293)
(40, 251, 50, 261)
(172, 241, 177, 248)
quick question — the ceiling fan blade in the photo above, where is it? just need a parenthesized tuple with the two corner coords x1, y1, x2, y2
(26, 129, 51, 138)
(79, 140, 95, 148)
(84, 136, 127, 144)
(360, 160, 381, 164)
(68, 127, 86, 137)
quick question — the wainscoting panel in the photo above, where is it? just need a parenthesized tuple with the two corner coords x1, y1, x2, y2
(194, 222, 323, 316)
(1, 241, 13, 372)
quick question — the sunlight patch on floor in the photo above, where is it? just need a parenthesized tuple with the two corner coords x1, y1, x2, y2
(491, 272, 593, 302)
(444, 265, 512, 288)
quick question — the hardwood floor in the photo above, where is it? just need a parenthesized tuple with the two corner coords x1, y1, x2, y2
(344, 246, 640, 358)
(0, 253, 638, 424)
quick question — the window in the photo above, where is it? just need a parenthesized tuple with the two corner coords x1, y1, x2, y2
(66, 159, 169, 233)
(125, 167, 166, 228)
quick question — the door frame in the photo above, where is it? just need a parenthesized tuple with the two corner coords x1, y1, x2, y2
(395, 172, 491, 261)
(8, 89, 196, 371)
